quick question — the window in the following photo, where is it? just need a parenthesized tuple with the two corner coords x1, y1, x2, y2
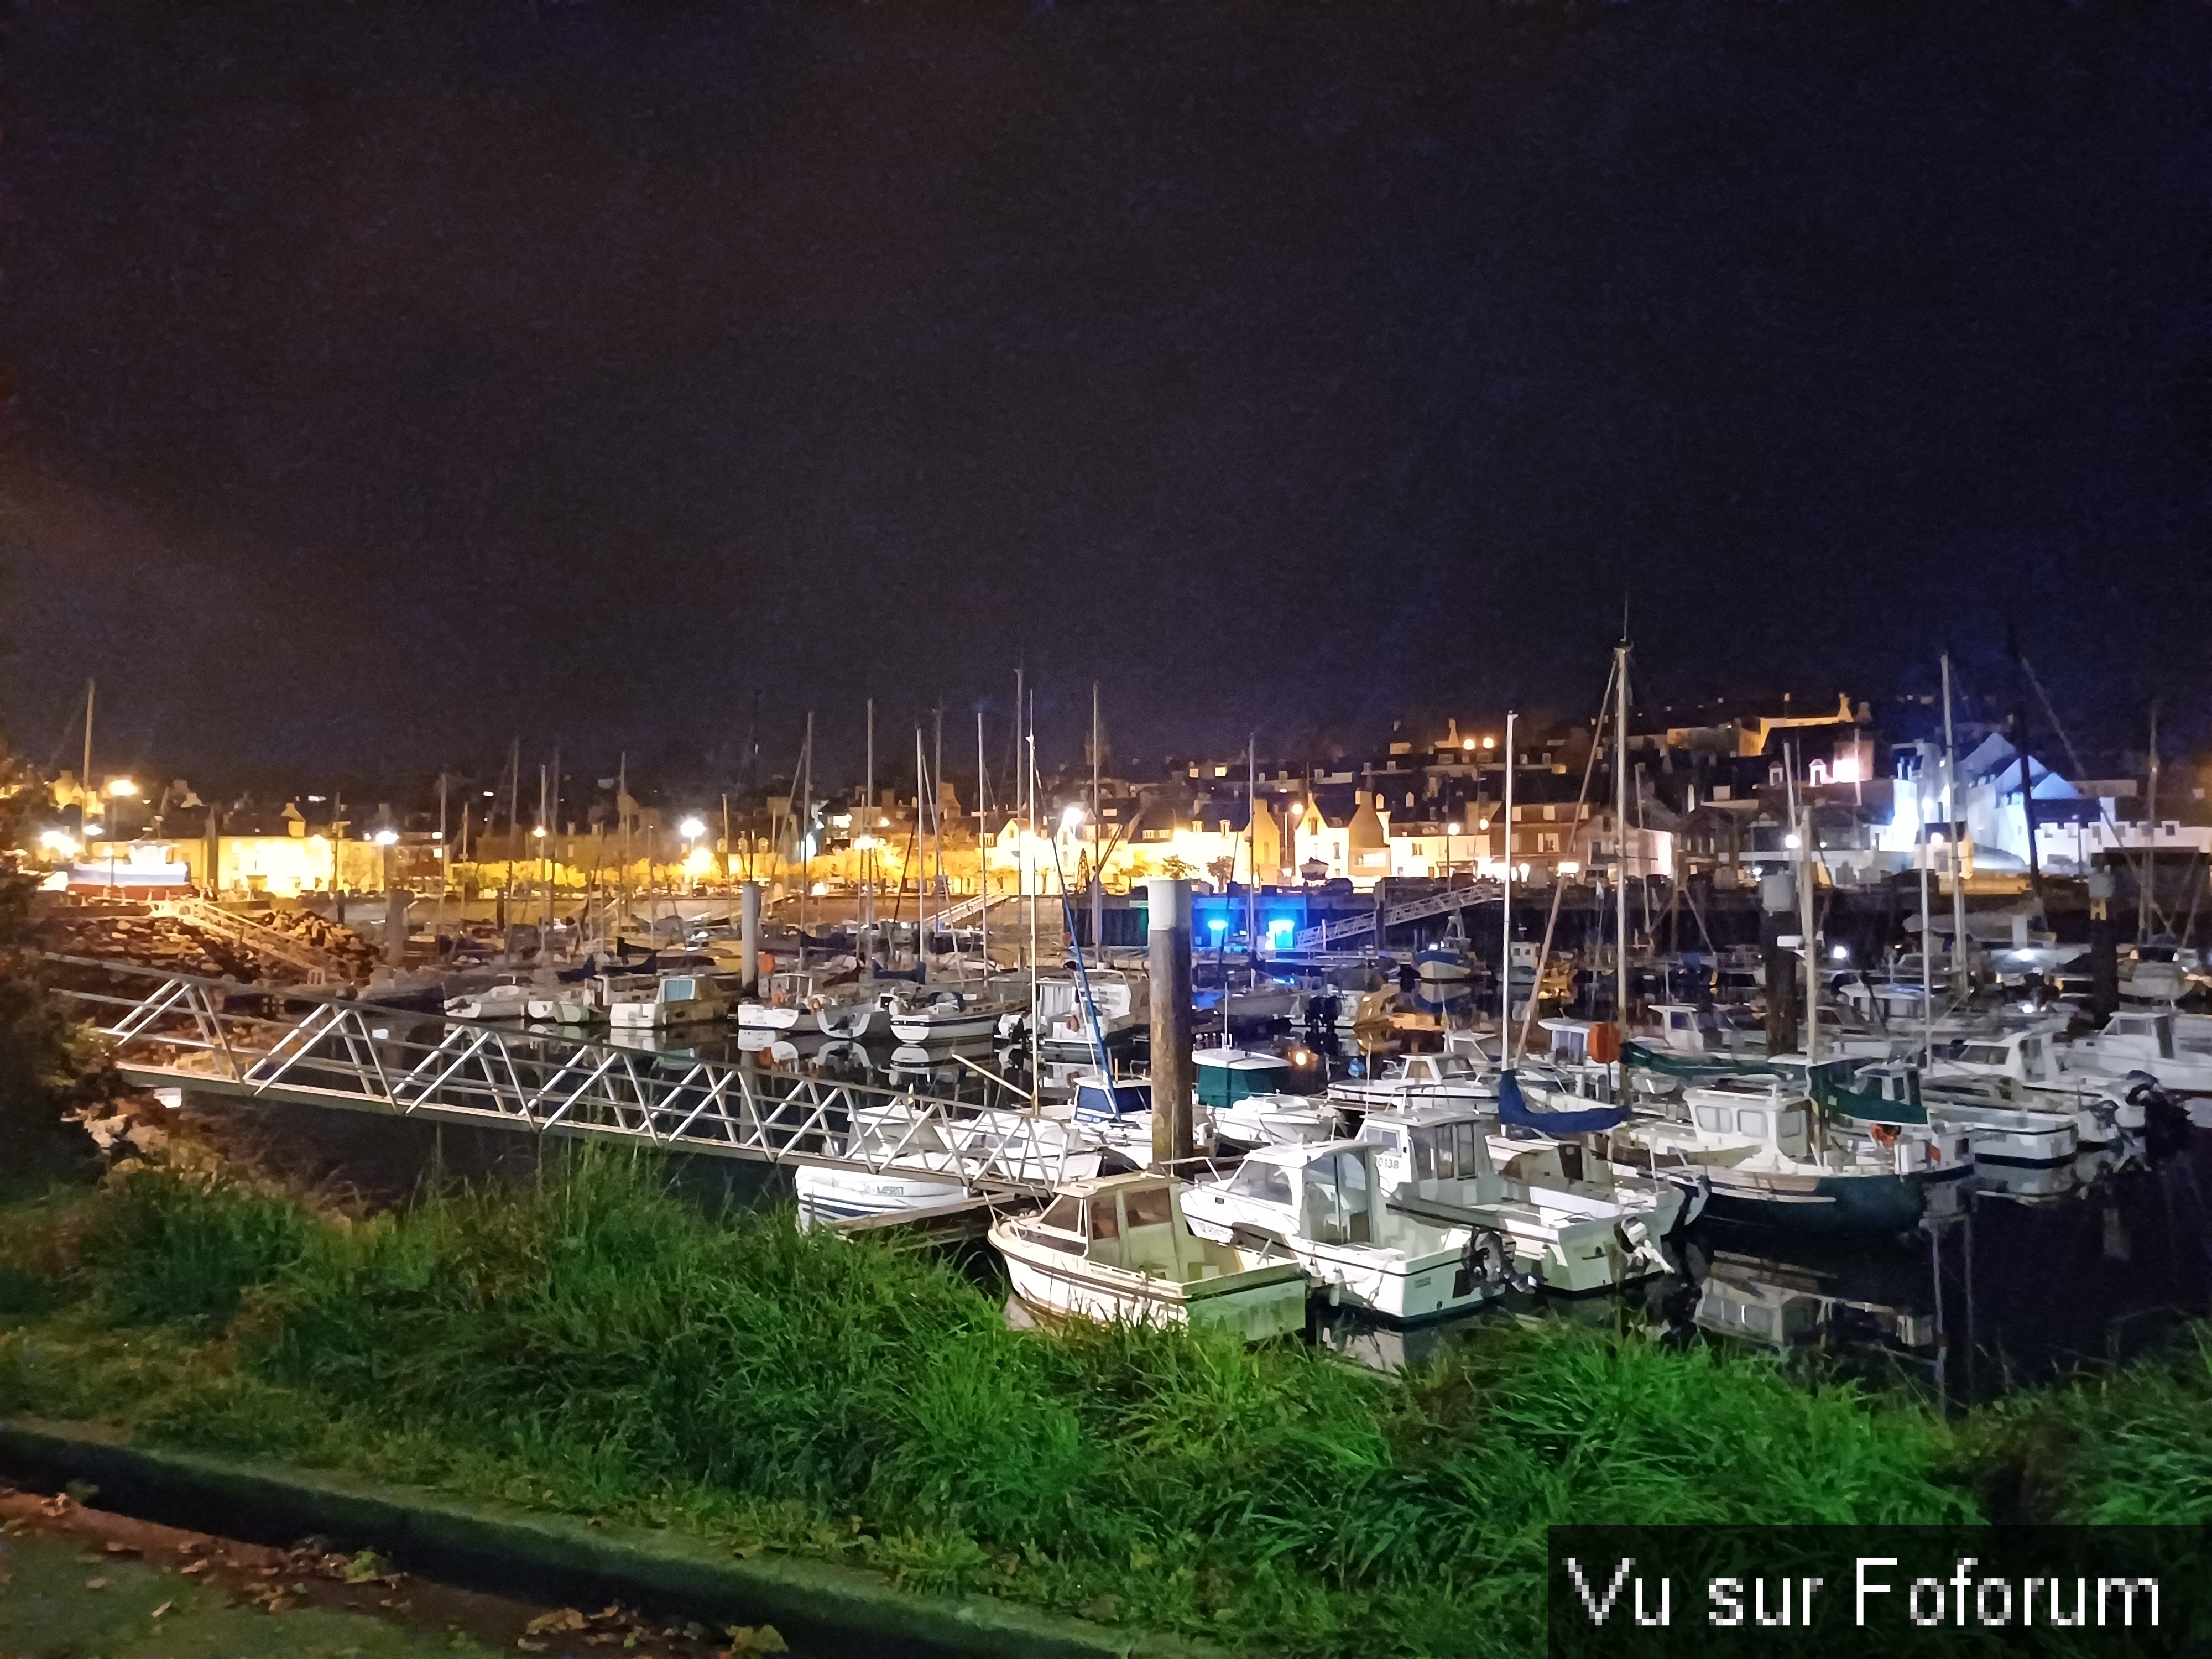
(1305, 1151, 1371, 1244)
(1695, 1108, 1725, 1132)
(1538, 833, 1561, 854)
(1958, 1044, 2007, 1067)
(1736, 1108, 1768, 1138)
(1040, 1196, 1082, 1232)
(1231, 1161, 1294, 1204)
(1089, 1199, 1120, 1241)
(1124, 1187, 1175, 1229)
(1542, 805, 1557, 822)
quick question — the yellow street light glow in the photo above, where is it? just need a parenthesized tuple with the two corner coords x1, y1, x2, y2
(1446, 822, 1462, 836)
(38, 830, 79, 857)
(1462, 738, 1475, 751)
(107, 778, 138, 797)
(678, 817, 706, 840)
(84, 822, 105, 838)
(373, 829, 399, 847)
(1061, 804, 1087, 831)
(1482, 736, 1496, 750)
(532, 825, 548, 839)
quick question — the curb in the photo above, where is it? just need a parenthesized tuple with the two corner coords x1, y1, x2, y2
(0, 1417, 1213, 1659)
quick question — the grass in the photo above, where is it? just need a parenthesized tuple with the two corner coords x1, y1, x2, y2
(0, 1160, 1991, 1657)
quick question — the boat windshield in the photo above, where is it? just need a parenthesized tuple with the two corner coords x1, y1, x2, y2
(1229, 1161, 1293, 1204)
(1303, 1150, 1372, 1245)
(1124, 1187, 1175, 1230)
(1437, 1056, 1476, 1078)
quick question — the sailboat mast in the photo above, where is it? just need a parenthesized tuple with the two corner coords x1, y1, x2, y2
(1500, 709, 1516, 1053)
(1092, 682, 1103, 963)
(799, 711, 812, 967)
(933, 705, 945, 953)
(2144, 701, 2161, 945)
(864, 699, 875, 975)
(1919, 747, 1934, 1062)
(1793, 740, 1818, 1065)
(915, 724, 930, 973)
(1614, 643, 1630, 1030)
(81, 679, 95, 814)
(977, 709, 989, 972)
(1247, 732, 1258, 956)
(1942, 654, 1966, 995)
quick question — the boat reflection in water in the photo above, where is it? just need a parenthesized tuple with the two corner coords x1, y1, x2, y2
(1306, 1128, 2212, 1401)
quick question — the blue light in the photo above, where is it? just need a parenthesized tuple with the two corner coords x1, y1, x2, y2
(1207, 917, 1228, 933)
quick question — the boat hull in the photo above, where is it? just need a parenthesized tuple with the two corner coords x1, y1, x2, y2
(993, 1229, 1307, 1343)
(890, 1010, 1005, 1044)
(1695, 1167, 1963, 1234)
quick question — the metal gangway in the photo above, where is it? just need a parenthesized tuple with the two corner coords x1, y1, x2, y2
(1295, 880, 1499, 951)
(45, 956, 1085, 1194)
(153, 898, 348, 980)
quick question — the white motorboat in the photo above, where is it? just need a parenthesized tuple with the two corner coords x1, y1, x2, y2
(2065, 1010, 2212, 1095)
(1413, 915, 1474, 983)
(607, 972, 725, 1030)
(738, 968, 843, 1031)
(1926, 1027, 2146, 1128)
(1349, 1110, 1674, 1295)
(890, 988, 1014, 1045)
(1328, 1051, 1495, 1116)
(1187, 1140, 1512, 1321)
(1213, 1091, 1339, 1151)
(815, 983, 896, 1039)
(444, 977, 535, 1021)
(1033, 969, 1150, 1059)
(990, 1173, 1311, 1342)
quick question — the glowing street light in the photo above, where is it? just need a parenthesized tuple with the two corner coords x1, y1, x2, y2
(1060, 804, 1087, 832)
(678, 816, 706, 842)
(106, 778, 138, 798)
(38, 830, 79, 858)
(531, 824, 548, 840)
(373, 829, 399, 847)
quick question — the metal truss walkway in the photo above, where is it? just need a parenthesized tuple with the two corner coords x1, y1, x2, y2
(1295, 880, 1499, 950)
(46, 956, 1080, 1194)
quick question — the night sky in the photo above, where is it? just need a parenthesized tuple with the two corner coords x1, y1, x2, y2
(4, 1, 2206, 789)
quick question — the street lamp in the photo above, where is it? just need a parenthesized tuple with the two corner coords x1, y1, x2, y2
(373, 829, 399, 847)
(107, 778, 138, 798)
(1060, 804, 1086, 833)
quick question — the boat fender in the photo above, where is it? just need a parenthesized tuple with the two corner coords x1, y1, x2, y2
(1327, 1276, 1343, 1309)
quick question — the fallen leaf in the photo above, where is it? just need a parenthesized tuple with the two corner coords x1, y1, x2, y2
(524, 1608, 588, 1635)
(343, 1550, 389, 1584)
(105, 1541, 139, 1556)
(85, 1577, 108, 1590)
(724, 1625, 788, 1656)
(152, 1600, 173, 1618)
(181, 1559, 211, 1576)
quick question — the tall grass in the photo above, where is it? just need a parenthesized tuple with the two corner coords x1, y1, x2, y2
(0, 1160, 1978, 1657)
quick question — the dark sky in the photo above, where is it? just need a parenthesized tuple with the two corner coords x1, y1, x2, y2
(4, 0, 2206, 790)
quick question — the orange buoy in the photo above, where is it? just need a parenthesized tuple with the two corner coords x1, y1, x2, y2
(1588, 1021, 1622, 1064)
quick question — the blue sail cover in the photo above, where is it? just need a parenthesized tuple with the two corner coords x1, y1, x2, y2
(1497, 1068, 1627, 1135)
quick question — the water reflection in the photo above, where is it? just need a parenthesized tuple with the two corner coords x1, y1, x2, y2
(1308, 1128, 2212, 1406)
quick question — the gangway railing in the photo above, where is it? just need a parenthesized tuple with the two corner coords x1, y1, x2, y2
(1295, 880, 1498, 950)
(42, 955, 1087, 1193)
(932, 890, 1024, 928)
(153, 898, 347, 980)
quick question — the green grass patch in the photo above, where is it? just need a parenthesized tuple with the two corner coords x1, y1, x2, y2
(0, 1160, 1987, 1657)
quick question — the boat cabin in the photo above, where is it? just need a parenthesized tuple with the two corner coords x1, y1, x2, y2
(1354, 1109, 1507, 1203)
(1650, 1004, 1706, 1056)
(1854, 1063, 1925, 1109)
(1683, 1081, 1816, 1159)
(1944, 1028, 2059, 1086)
(1199, 1142, 1387, 1245)
(1022, 1175, 1215, 1277)
(1072, 1072, 1154, 1121)
(1385, 1053, 1481, 1087)
(2100, 1010, 2178, 1060)
(1195, 1047, 1293, 1109)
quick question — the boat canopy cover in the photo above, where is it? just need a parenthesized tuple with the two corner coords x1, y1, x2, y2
(1497, 1069, 1626, 1135)
(1809, 1061, 1929, 1126)
(1620, 1039, 1782, 1082)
